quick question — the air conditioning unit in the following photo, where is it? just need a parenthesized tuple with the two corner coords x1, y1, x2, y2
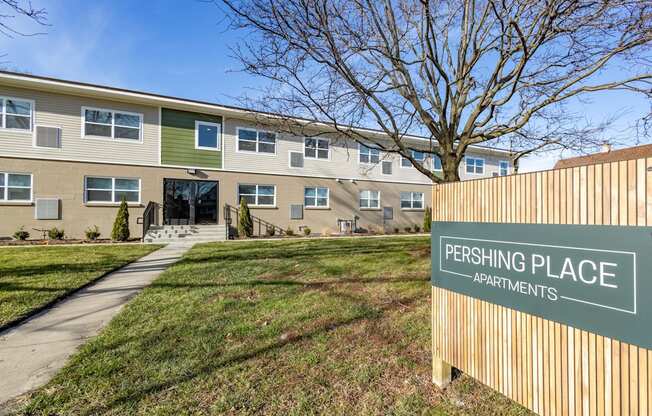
(289, 151, 304, 168)
(382, 160, 392, 175)
(34, 126, 61, 148)
(35, 198, 60, 220)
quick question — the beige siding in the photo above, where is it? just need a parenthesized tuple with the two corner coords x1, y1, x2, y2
(0, 86, 160, 166)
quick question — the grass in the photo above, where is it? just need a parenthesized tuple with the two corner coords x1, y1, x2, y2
(0, 244, 162, 328)
(17, 237, 533, 415)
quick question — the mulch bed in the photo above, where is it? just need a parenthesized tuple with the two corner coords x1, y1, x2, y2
(0, 238, 142, 247)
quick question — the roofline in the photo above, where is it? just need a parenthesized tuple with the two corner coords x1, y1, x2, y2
(0, 70, 513, 155)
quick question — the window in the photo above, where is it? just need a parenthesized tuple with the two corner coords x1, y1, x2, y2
(359, 190, 380, 209)
(304, 187, 329, 208)
(432, 155, 442, 171)
(359, 144, 380, 164)
(465, 157, 485, 174)
(0, 97, 33, 131)
(237, 128, 276, 154)
(238, 184, 276, 207)
(304, 137, 329, 160)
(499, 160, 509, 176)
(400, 192, 424, 210)
(195, 121, 221, 151)
(0, 172, 32, 202)
(401, 150, 426, 168)
(85, 177, 140, 204)
(83, 107, 142, 141)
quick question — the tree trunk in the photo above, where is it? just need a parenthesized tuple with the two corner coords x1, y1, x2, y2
(441, 157, 461, 182)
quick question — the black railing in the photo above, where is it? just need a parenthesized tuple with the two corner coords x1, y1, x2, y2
(141, 201, 159, 241)
(223, 203, 285, 239)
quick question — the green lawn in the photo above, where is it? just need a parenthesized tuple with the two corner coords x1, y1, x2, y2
(18, 237, 532, 415)
(0, 244, 162, 328)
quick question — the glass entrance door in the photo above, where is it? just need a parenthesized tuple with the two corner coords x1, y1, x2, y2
(163, 179, 218, 225)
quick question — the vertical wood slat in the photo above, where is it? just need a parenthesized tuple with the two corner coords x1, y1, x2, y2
(431, 159, 650, 416)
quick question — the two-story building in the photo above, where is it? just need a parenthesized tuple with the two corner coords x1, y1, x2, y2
(0, 71, 513, 239)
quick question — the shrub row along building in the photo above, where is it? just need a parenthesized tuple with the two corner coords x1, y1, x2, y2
(0, 71, 512, 240)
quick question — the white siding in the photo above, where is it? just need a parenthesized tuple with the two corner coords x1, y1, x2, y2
(0, 86, 159, 166)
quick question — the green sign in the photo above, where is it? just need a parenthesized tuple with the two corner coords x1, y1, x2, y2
(431, 222, 652, 349)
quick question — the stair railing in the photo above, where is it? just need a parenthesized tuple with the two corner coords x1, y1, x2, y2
(141, 201, 159, 241)
(223, 203, 284, 239)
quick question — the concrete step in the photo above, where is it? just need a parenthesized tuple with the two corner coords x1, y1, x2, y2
(144, 224, 227, 243)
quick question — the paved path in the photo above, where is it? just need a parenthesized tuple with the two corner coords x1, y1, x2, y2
(0, 243, 193, 407)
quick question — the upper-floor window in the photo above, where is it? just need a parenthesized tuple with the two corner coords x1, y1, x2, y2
(304, 137, 329, 160)
(304, 187, 329, 208)
(84, 176, 141, 204)
(465, 157, 485, 175)
(359, 190, 380, 209)
(401, 150, 426, 168)
(499, 160, 509, 176)
(400, 191, 424, 210)
(0, 172, 32, 202)
(359, 143, 380, 164)
(237, 128, 276, 154)
(83, 107, 142, 141)
(195, 121, 221, 151)
(432, 155, 442, 171)
(238, 184, 276, 207)
(0, 97, 33, 131)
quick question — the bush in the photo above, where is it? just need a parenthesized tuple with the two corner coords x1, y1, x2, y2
(414, 224, 421, 233)
(393, 227, 399, 234)
(423, 207, 432, 233)
(85, 225, 101, 240)
(238, 198, 253, 238)
(13, 226, 29, 240)
(303, 227, 311, 236)
(321, 227, 334, 237)
(285, 227, 295, 236)
(111, 197, 130, 241)
(48, 227, 65, 240)
(404, 227, 412, 233)
(265, 226, 276, 237)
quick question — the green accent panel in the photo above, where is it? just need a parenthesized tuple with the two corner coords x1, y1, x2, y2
(432, 221, 652, 349)
(161, 108, 223, 168)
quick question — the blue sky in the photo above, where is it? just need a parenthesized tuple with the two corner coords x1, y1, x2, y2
(0, 0, 648, 171)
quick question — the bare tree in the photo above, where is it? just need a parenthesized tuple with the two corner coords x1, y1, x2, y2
(0, 0, 47, 37)
(219, 0, 651, 182)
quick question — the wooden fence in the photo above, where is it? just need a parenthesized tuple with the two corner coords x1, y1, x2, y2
(431, 158, 652, 416)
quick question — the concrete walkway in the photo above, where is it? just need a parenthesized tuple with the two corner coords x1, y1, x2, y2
(0, 243, 193, 407)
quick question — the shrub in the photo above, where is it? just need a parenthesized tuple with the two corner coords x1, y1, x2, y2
(265, 226, 276, 237)
(414, 224, 421, 233)
(13, 226, 29, 241)
(111, 197, 130, 241)
(237, 198, 253, 238)
(404, 226, 412, 233)
(321, 227, 334, 237)
(423, 207, 432, 233)
(303, 227, 311, 236)
(285, 227, 295, 236)
(48, 227, 65, 240)
(85, 225, 101, 240)
(393, 227, 399, 234)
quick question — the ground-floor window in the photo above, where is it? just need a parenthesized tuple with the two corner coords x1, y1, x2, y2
(238, 184, 276, 207)
(304, 187, 329, 208)
(0, 172, 32, 202)
(400, 191, 424, 209)
(359, 190, 380, 209)
(84, 176, 141, 204)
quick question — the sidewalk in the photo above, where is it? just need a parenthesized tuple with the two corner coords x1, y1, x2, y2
(0, 243, 192, 407)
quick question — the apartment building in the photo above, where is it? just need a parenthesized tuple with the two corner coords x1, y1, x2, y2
(0, 71, 513, 239)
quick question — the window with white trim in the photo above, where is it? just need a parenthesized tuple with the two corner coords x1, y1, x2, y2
(400, 191, 424, 209)
(359, 144, 380, 164)
(0, 172, 32, 202)
(304, 137, 329, 160)
(401, 150, 426, 167)
(465, 157, 485, 174)
(499, 160, 509, 176)
(83, 107, 142, 141)
(85, 177, 141, 203)
(359, 190, 380, 209)
(0, 97, 32, 131)
(304, 187, 329, 208)
(195, 121, 221, 151)
(238, 184, 276, 207)
(237, 128, 276, 154)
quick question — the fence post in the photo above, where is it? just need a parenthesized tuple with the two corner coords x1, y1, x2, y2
(432, 356, 452, 388)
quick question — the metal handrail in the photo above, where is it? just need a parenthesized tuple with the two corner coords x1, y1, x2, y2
(223, 203, 284, 239)
(141, 201, 158, 241)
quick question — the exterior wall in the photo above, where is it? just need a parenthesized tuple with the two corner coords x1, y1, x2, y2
(0, 156, 430, 239)
(222, 117, 509, 183)
(160, 108, 223, 169)
(0, 85, 160, 166)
